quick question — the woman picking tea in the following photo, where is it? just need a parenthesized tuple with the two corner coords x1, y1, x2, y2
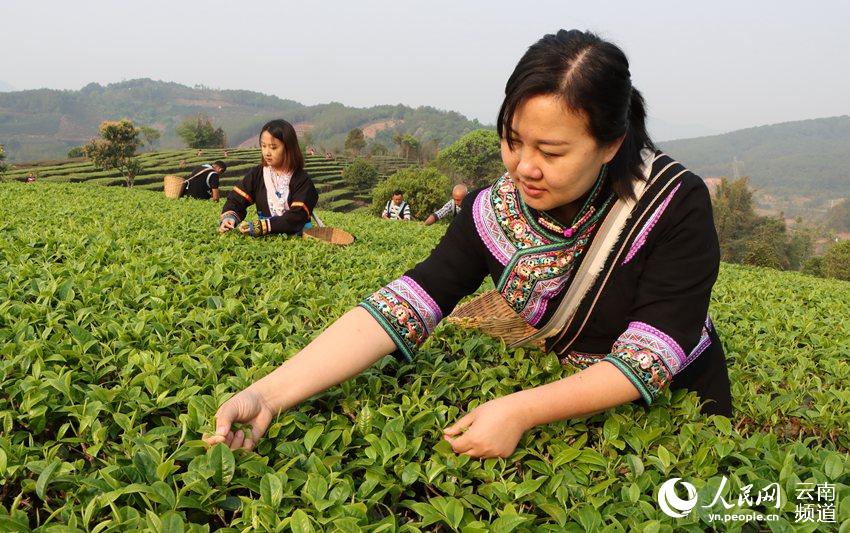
(204, 30, 731, 458)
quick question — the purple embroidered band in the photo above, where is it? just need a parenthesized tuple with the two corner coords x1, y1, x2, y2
(473, 184, 514, 266)
(622, 182, 682, 265)
(388, 276, 443, 333)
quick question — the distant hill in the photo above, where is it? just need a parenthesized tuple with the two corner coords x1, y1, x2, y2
(0, 78, 484, 162)
(826, 199, 850, 233)
(660, 116, 850, 202)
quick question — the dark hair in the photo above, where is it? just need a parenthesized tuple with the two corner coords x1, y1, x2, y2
(259, 119, 304, 173)
(213, 160, 227, 173)
(392, 190, 404, 196)
(496, 29, 655, 201)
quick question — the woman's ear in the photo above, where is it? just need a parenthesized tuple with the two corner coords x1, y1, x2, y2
(603, 134, 626, 164)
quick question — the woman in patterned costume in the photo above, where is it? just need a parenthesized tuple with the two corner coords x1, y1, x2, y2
(204, 30, 731, 458)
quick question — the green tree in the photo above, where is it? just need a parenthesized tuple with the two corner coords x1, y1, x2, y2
(420, 137, 441, 164)
(344, 128, 367, 155)
(83, 119, 144, 187)
(741, 217, 790, 270)
(140, 126, 161, 148)
(393, 133, 421, 161)
(801, 255, 825, 278)
(826, 199, 850, 233)
(367, 142, 389, 157)
(786, 226, 815, 271)
(712, 176, 758, 259)
(433, 129, 503, 187)
(176, 114, 227, 149)
(711, 176, 812, 270)
(371, 167, 451, 219)
(343, 158, 380, 190)
(67, 146, 86, 158)
(301, 130, 315, 152)
(822, 240, 850, 281)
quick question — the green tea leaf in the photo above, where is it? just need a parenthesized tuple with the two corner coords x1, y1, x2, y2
(260, 473, 283, 508)
(824, 453, 844, 480)
(289, 509, 315, 533)
(36, 460, 61, 500)
(303, 426, 323, 453)
(514, 477, 547, 499)
(209, 444, 235, 486)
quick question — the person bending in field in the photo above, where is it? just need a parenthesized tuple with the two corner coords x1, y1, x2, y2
(182, 160, 226, 201)
(203, 30, 732, 458)
(424, 184, 468, 226)
(218, 119, 319, 237)
(382, 190, 412, 220)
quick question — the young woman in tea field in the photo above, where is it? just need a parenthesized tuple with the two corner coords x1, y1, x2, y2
(218, 119, 318, 237)
(204, 30, 732, 458)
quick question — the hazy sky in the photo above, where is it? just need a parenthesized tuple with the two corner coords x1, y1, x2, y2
(3, 0, 849, 140)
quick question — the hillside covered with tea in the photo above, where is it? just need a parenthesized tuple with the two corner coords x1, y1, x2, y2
(0, 183, 848, 531)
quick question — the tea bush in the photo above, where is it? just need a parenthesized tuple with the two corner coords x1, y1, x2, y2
(0, 183, 848, 531)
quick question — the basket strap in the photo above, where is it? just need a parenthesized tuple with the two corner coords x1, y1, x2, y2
(508, 150, 670, 348)
(183, 166, 211, 186)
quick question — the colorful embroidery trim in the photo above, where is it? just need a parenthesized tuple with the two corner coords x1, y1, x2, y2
(472, 174, 613, 326)
(560, 350, 606, 368)
(621, 182, 682, 265)
(359, 276, 442, 362)
(603, 319, 712, 404)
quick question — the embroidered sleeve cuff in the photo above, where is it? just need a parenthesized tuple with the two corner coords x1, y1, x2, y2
(602, 321, 685, 404)
(240, 219, 271, 237)
(358, 275, 443, 363)
(221, 211, 240, 224)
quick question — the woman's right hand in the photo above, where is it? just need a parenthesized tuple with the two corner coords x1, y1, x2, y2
(219, 213, 238, 233)
(204, 389, 276, 450)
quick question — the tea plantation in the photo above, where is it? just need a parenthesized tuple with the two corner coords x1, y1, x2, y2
(0, 182, 848, 531)
(3, 149, 415, 214)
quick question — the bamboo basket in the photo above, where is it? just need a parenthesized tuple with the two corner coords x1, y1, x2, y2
(163, 175, 184, 199)
(302, 226, 355, 246)
(446, 290, 544, 348)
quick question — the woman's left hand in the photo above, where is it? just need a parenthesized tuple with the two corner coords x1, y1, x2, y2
(442, 395, 530, 459)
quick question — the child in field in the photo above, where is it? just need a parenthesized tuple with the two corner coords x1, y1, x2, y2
(218, 120, 319, 237)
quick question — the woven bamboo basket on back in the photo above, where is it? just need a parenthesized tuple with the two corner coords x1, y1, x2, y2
(446, 290, 544, 348)
(163, 175, 184, 199)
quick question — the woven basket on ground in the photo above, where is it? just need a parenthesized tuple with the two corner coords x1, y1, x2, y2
(302, 227, 356, 246)
(163, 175, 184, 199)
(446, 290, 544, 348)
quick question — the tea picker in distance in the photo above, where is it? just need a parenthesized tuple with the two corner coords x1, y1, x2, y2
(203, 30, 732, 458)
(181, 160, 227, 201)
(219, 119, 318, 237)
(381, 190, 412, 220)
(424, 184, 468, 225)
